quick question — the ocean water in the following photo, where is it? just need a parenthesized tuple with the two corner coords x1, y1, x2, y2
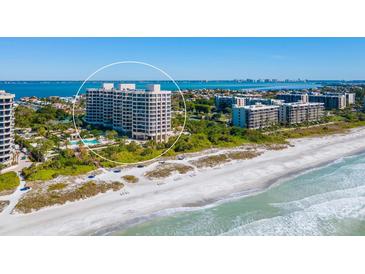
(114, 153, 365, 236)
(0, 81, 322, 99)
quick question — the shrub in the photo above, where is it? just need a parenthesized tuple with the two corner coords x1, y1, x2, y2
(48, 183, 67, 191)
(122, 175, 139, 184)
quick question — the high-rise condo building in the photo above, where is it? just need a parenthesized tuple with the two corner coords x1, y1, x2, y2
(232, 104, 279, 129)
(0, 90, 15, 165)
(86, 83, 171, 142)
(279, 102, 324, 125)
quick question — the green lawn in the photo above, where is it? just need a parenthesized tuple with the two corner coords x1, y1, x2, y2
(26, 165, 96, 181)
(0, 172, 20, 193)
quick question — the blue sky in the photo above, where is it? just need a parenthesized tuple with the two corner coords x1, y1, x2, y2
(0, 38, 364, 80)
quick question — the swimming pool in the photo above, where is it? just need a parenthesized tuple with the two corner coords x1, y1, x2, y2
(70, 139, 100, 146)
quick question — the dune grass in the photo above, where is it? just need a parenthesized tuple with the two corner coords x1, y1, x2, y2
(190, 154, 230, 168)
(122, 175, 139, 184)
(48, 182, 67, 191)
(145, 163, 194, 179)
(15, 181, 124, 213)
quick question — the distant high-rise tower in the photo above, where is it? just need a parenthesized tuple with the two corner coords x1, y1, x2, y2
(0, 90, 15, 165)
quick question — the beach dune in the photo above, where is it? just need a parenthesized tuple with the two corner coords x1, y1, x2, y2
(1, 127, 365, 235)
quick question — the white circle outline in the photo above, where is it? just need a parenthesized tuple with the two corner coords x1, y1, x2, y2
(72, 61, 187, 166)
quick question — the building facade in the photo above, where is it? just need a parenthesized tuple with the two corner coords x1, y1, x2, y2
(277, 93, 309, 103)
(214, 95, 234, 111)
(0, 90, 15, 165)
(214, 95, 247, 110)
(279, 102, 324, 125)
(244, 97, 284, 106)
(345, 93, 356, 105)
(308, 94, 346, 110)
(232, 104, 279, 129)
(86, 83, 171, 142)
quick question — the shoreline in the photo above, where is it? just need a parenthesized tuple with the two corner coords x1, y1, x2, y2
(1, 127, 365, 235)
(99, 149, 365, 236)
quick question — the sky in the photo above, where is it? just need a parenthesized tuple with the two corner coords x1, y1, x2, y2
(0, 38, 365, 80)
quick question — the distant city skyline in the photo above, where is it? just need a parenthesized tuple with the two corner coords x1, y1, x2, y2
(1, 38, 365, 80)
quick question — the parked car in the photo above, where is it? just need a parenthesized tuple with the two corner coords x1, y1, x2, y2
(88, 175, 95, 179)
(137, 164, 144, 168)
(113, 169, 121, 173)
(20, 186, 31, 191)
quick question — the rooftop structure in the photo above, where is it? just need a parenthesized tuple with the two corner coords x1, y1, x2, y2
(276, 93, 309, 103)
(243, 97, 284, 106)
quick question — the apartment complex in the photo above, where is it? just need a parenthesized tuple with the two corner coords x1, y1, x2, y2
(277, 91, 349, 110)
(232, 104, 279, 129)
(215, 95, 283, 111)
(279, 102, 324, 125)
(277, 93, 309, 103)
(324, 92, 356, 106)
(214, 95, 245, 111)
(86, 83, 171, 142)
(214, 95, 232, 111)
(0, 90, 15, 165)
(244, 97, 284, 106)
(308, 93, 346, 110)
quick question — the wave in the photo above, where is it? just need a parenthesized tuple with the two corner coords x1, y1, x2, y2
(222, 187, 365, 236)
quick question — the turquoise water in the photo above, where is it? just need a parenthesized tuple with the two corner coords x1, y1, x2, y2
(70, 139, 100, 146)
(0, 81, 323, 99)
(115, 153, 365, 236)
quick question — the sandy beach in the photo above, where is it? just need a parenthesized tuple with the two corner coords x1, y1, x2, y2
(1, 127, 365, 235)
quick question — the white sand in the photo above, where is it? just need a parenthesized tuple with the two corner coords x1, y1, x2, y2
(1, 127, 365, 235)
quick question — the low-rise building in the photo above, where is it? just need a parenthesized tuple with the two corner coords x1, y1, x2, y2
(232, 104, 279, 129)
(214, 95, 233, 111)
(279, 102, 324, 125)
(214, 95, 245, 110)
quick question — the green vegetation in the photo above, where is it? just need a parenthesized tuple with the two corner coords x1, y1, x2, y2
(145, 163, 194, 179)
(22, 149, 97, 181)
(15, 87, 365, 182)
(121, 175, 139, 184)
(0, 172, 20, 194)
(15, 181, 124, 213)
(15, 105, 71, 130)
(171, 118, 286, 154)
